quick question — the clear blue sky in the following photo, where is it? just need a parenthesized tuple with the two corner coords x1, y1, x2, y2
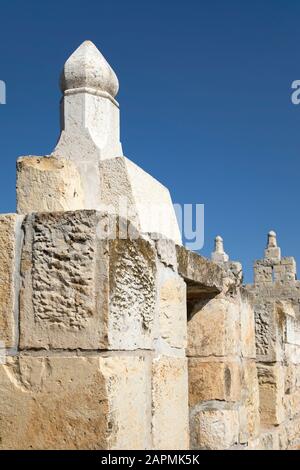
(0, 0, 299, 282)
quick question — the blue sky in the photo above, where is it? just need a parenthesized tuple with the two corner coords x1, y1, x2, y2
(0, 0, 300, 282)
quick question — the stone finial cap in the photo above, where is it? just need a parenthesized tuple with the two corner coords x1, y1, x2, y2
(212, 235, 229, 263)
(60, 40, 119, 97)
(215, 235, 224, 253)
(264, 230, 281, 262)
(267, 230, 277, 248)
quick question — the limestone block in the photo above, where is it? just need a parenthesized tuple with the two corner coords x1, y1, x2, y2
(254, 301, 282, 362)
(102, 355, 149, 450)
(285, 364, 297, 394)
(156, 265, 187, 349)
(257, 364, 285, 426)
(285, 414, 300, 449)
(0, 214, 22, 348)
(245, 438, 260, 450)
(188, 359, 241, 404)
(264, 246, 281, 263)
(0, 355, 148, 450)
(254, 263, 272, 284)
(154, 237, 177, 271)
(100, 156, 181, 244)
(284, 389, 300, 419)
(295, 364, 300, 387)
(191, 408, 239, 450)
(285, 344, 300, 364)
(274, 257, 297, 283)
(187, 296, 240, 357)
(176, 245, 224, 293)
(240, 292, 256, 359)
(285, 315, 300, 346)
(259, 429, 280, 450)
(17, 157, 84, 214)
(20, 211, 156, 350)
(152, 356, 189, 450)
(239, 360, 260, 443)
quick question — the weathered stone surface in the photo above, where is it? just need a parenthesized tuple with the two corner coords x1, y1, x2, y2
(259, 429, 280, 450)
(152, 356, 189, 450)
(284, 389, 300, 419)
(191, 408, 239, 450)
(0, 214, 21, 348)
(100, 156, 182, 244)
(239, 360, 260, 443)
(188, 359, 241, 404)
(285, 414, 300, 449)
(245, 438, 260, 449)
(253, 262, 273, 284)
(108, 235, 156, 350)
(156, 266, 187, 349)
(187, 295, 240, 357)
(176, 245, 225, 294)
(17, 157, 84, 214)
(257, 363, 285, 426)
(240, 290, 256, 359)
(285, 364, 297, 394)
(154, 237, 177, 271)
(20, 211, 156, 350)
(0, 355, 148, 450)
(254, 301, 282, 362)
(103, 355, 149, 450)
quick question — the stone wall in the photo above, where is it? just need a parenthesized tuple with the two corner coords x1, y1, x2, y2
(1, 40, 300, 450)
(183, 251, 260, 450)
(246, 233, 300, 450)
(0, 212, 189, 449)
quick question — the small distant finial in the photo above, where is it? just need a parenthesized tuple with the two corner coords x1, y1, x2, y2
(215, 235, 224, 253)
(60, 40, 119, 98)
(264, 230, 281, 261)
(212, 235, 229, 263)
(267, 230, 277, 248)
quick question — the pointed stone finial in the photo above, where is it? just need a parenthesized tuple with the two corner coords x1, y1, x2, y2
(53, 41, 123, 208)
(264, 230, 281, 262)
(61, 40, 119, 99)
(211, 235, 229, 263)
(267, 230, 277, 248)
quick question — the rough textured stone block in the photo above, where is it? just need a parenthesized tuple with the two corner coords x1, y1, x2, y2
(187, 296, 240, 357)
(254, 301, 282, 362)
(285, 364, 297, 394)
(191, 408, 239, 450)
(154, 237, 177, 271)
(284, 389, 300, 419)
(100, 156, 182, 244)
(157, 266, 187, 349)
(152, 356, 189, 450)
(285, 414, 300, 449)
(260, 429, 280, 450)
(257, 364, 285, 426)
(188, 359, 241, 404)
(17, 157, 84, 214)
(254, 263, 272, 284)
(0, 355, 148, 450)
(239, 360, 260, 443)
(240, 291, 256, 359)
(0, 214, 21, 348)
(20, 211, 156, 350)
(176, 245, 225, 293)
(285, 344, 300, 364)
